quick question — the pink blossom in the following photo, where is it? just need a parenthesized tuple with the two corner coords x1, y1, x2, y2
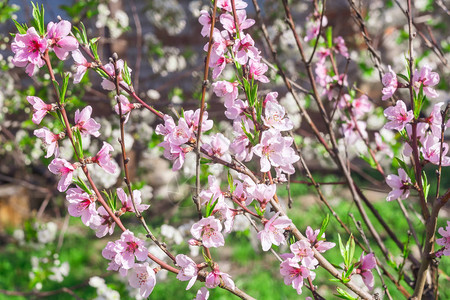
(11, 27, 47, 76)
(92, 206, 115, 238)
(220, 10, 254, 34)
(27, 96, 53, 124)
(191, 216, 225, 248)
(436, 221, 450, 256)
(117, 188, 150, 214)
(304, 13, 328, 42)
(199, 175, 225, 206)
(290, 240, 318, 269)
(74, 106, 101, 137)
(315, 61, 328, 87)
(386, 168, 411, 201)
(175, 254, 198, 290)
(427, 102, 445, 137)
(280, 257, 312, 295)
(403, 123, 428, 156)
(167, 118, 193, 146)
(46, 20, 78, 60)
(357, 253, 376, 290)
(204, 29, 228, 58)
(333, 36, 349, 58)
(305, 226, 335, 253)
(92, 142, 116, 174)
(230, 119, 253, 161)
(422, 135, 450, 166)
(155, 114, 176, 136)
(102, 241, 127, 276)
(248, 183, 276, 209)
(225, 99, 248, 120)
(253, 129, 299, 174)
(159, 141, 188, 171)
(34, 127, 60, 158)
(66, 187, 99, 226)
(212, 81, 239, 108)
(114, 230, 148, 269)
(205, 268, 235, 290)
(233, 33, 260, 65)
(210, 54, 230, 79)
(413, 65, 440, 98)
(195, 287, 210, 300)
(128, 262, 156, 298)
(248, 60, 269, 83)
(375, 132, 393, 158)
(101, 59, 132, 91)
(216, 0, 247, 12)
(263, 101, 293, 131)
(317, 48, 331, 64)
(381, 66, 398, 101)
(384, 100, 414, 131)
(184, 109, 214, 134)
(48, 158, 77, 192)
(341, 118, 367, 145)
(203, 133, 231, 162)
(198, 10, 212, 37)
(351, 95, 373, 119)
(258, 212, 292, 251)
(71, 50, 90, 83)
(114, 95, 134, 123)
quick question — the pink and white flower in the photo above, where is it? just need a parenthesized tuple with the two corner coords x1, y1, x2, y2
(280, 257, 312, 295)
(386, 168, 411, 201)
(191, 216, 225, 248)
(384, 100, 414, 131)
(421, 135, 450, 166)
(248, 183, 276, 209)
(203, 133, 231, 162)
(289, 240, 318, 269)
(11, 27, 47, 76)
(333, 36, 349, 58)
(233, 33, 260, 65)
(92, 206, 115, 238)
(27, 96, 53, 124)
(74, 106, 101, 137)
(175, 254, 198, 290)
(92, 142, 116, 174)
(263, 101, 293, 131)
(212, 81, 239, 108)
(248, 60, 269, 83)
(205, 268, 235, 290)
(34, 127, 61, 158)
(101, 59, 132, 91)
(413, 65, 440, 99)
(216, 0, 247, 12)
(117, 188, 150, 214)
(48, 158, 77, 192)
(66, 187, 99, 226)
(198, 10, 212, 37)
(46, 20, 78, 60)
(195, 287, 210, 300)
(114, 230, 148, 269)
(356, 253, 376, 290)
(305, 226, 335, 253)
(128, 262, 156, 298)
(258, 212, 292, 251)
(220, 9, 254, 34)
(436, 221, 450, 256)
(72, 50, 90, 83)
(381, 66, 398, 101)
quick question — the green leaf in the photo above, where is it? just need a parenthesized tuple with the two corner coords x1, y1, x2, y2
(59, 73, 70, 103)
(205, 196, 218, 217)
(326, 27, 333, 49)
(227, 171, 235, 194)
(338, 234, 346, 263)
(335, 287, 358, 300)
(422, 171, 430, 201)
(397, 73, 409, 82)
(13, 20, 27, 34)
(122, 61, 132, 86)
(73, 177, 92, 194)
(317, 213, 330, 241)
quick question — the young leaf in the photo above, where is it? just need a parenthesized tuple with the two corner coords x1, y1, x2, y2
(13, 20, 27, 34)
(73, 177, 92, 194)
(338, 234, 346, 263)
(326, 27, 333, 49)
(317, 213, 330, 241)
(227, 171, 235, 194)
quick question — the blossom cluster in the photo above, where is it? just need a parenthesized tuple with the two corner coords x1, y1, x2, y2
(279, 226, 335, 294)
